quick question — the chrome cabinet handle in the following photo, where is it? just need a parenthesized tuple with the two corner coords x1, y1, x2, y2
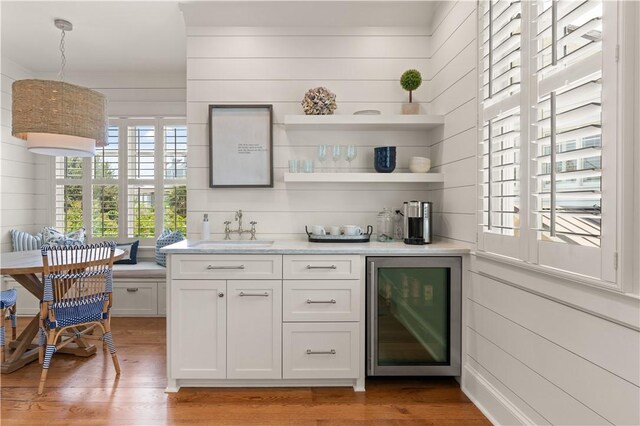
(239, 291, 269, 297)
(218, 292, 224, 298)
(306, 299, 336, 304)
(126, 288, 139, 293)
(306, 265, 337, 270)
(306, 349, 336, 355)
(207, 265, 245, 270)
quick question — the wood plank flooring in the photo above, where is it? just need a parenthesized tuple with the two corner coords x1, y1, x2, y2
(1, 317, 490, 425)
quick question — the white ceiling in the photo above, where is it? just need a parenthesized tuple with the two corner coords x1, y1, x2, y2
(180, 1, 440, 28)
(1, 1, 439, 75)
(1, 1, 187, 74)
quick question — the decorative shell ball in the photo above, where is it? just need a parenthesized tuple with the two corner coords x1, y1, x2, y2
(301, 87, 337, 115)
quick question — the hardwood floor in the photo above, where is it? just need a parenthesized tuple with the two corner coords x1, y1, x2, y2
(1, 317, 490, 425)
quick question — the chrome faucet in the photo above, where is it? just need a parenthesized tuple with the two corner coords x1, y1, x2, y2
(224, 210, 257, 240)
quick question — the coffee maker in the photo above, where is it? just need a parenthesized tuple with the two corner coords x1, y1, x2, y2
(403, 201, 432, 245)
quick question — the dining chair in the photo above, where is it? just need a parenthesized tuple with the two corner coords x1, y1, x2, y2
(0, 288, 17, 363)
(38, 241, 120, 394)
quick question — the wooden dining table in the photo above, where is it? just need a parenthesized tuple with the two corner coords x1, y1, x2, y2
(0, 248, 124, 373)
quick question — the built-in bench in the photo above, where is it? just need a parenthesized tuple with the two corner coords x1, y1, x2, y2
(110, 261, 167, 317)
(1, 260, 167, 317)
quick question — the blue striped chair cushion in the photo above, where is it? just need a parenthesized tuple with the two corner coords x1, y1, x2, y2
(0, 289, 17, 309)
(10, 229, 43, 251)
(47, 296, 107, 328)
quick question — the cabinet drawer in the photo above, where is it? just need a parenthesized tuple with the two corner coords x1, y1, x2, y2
(171, 255, 282, 280)
(283, 280, 360, 322)
(282, 322, 359, 379)
(112, 281, 158, 316)
(283, 255, 361, 280)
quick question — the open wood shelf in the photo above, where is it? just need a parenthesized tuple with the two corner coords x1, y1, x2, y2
(284, 114, 445, 131)
(283, 172, 444, 183)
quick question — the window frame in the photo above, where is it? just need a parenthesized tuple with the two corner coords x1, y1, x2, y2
(477, 0, 625, 290)
(51, 117, 187, 246)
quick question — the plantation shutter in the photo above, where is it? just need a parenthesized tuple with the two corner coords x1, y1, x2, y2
(532, 0, 615, 280)
(478, 0, 524, 256)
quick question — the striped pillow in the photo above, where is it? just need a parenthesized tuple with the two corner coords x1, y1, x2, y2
(10, 229, 43, 252)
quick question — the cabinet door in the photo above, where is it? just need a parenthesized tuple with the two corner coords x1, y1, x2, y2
(227, 280, 282, 379)
(170, 279, 226, 379)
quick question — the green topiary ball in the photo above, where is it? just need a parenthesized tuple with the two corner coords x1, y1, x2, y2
(400, 69, 422, 92)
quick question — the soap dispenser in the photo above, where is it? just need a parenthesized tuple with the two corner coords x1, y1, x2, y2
(202, 214, 210, 240)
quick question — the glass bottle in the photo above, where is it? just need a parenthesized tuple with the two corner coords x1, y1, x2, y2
(376, 208, 394, 242)
(394, 209, 404, 240)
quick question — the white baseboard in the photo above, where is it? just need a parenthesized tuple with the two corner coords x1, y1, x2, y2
(462, 364, 539, 426)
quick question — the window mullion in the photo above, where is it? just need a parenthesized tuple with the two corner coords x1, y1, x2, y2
(118, 122, 128, 240)
(82, 157, 92, 240)
(155, 118, 165, 237)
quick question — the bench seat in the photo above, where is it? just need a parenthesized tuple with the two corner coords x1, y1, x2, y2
(112, 261, 166, 279)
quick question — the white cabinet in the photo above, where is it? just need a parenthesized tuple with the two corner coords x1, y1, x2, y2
(227, 280, 282, 379)
(283, 280, 360, 322)
(282, 255, 362, 382)
(169, 256, 283, 381)
(283, 322, 359, 379)
(283, 255, 361, 280)
(112, 281, 158, 316)
(158, 281, 167, 316)
(172, 254, 282, 280)
(170, 279, 226, 379)
(167, 253, 364, 390)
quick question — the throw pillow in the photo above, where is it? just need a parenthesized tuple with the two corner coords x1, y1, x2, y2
(10, 229, 43, 252)
(155, 229, 184, 267)
(41, 227, 86, 247)
(114, 240, 140, 265)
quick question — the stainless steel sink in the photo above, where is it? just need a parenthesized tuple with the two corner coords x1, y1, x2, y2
(187, 240, 274, 248)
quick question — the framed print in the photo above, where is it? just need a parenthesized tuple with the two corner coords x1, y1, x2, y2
(209, 105, 273, 188)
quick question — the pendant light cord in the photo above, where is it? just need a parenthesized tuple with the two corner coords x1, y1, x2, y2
(58, 28, 66, 82)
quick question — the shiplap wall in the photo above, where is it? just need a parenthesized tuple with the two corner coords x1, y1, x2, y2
(0, 58, 50, 253)
(32, 71, 187, 118)
(423, 2, 640, 424)
(185, 26, 434, 240)
(426, 1, 477, 248)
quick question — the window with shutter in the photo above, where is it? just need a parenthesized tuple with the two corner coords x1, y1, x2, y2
(53, 118, 188, 243)
(163, 124, 187, 235)
(478, 0, 525, 257)
(92, 126, 119, 237)
(478, 0, 619, 285)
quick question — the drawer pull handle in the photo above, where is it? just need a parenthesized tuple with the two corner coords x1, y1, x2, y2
(207, 265, 245, 270)
(305, 265, 337, 270)
(306, 299, 336, 304)
(126, 288, 139, 293)
(306, 349, 336, 355)
(239, 291, 269, 297)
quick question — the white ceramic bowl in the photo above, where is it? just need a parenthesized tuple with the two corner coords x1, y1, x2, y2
(409, 157, 431, 173)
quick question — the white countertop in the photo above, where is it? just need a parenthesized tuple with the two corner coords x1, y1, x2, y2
(161, 239, 470, 255)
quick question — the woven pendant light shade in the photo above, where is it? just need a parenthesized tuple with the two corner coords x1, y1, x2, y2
(12, 79, 108, 157)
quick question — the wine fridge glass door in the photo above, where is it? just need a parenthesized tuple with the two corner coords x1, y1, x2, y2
(367, 256, 461, 376)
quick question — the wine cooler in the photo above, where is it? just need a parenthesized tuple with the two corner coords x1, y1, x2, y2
(366, 257, 461, 376)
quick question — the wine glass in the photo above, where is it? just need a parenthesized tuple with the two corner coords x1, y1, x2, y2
(345, 145, 357, 172)
(317, 145, 327, 172)
(332, 145, 342, 172)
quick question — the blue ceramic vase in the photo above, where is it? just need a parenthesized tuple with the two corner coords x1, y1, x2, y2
(374, 147, 396, 173)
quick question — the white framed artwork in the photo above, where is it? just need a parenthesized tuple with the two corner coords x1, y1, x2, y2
(209, 105, 273, 188)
